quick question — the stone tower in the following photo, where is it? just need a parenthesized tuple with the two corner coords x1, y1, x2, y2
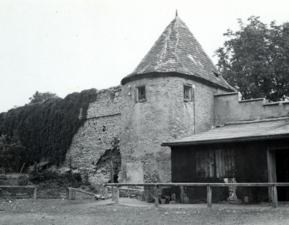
(119, 15, 234, 185)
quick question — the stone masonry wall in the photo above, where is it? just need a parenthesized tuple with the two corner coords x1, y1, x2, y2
(64, 86, 122, 186)
(215, 92, 289, 125)
(119, 75, 229, 188)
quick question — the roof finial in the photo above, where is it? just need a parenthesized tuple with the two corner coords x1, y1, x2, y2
(176, 10, 178, 18)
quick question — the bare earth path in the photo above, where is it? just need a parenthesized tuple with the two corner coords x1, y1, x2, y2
(1, 198, 289, 225)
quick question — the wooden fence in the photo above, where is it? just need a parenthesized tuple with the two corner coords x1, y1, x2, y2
(0, 185, 37, 199)
(66, 187, 97, 200)
(105, 183, 289, 208)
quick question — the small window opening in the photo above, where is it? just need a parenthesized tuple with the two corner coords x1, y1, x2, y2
(184, 85, 193, 102)
(137, 86, 146, 102)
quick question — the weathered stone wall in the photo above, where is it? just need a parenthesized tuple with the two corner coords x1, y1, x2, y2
(215, 92, 289, 125)
(119, 74, 228, 186)
(64, 86, 122, 186)
(64, 76, 235, 189)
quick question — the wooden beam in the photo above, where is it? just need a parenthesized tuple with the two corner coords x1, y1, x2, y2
(33, 188, 37, 199)
(0, 185, 36, 188)
(207, 185, 212, 208)
(272, 185, 278, 208)
(115, 186, 119, 204)
(66, 188, 69, 200)
(68, 188, 96, 196)
(154, 186, 159, 207)
(106, 183, 289, 187)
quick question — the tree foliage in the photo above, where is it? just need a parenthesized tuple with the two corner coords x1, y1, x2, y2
(0, 134, 25, 172)
(0, 89, 97, 169)
(29, 91, 58, 104)
(215, 16, 289, 101)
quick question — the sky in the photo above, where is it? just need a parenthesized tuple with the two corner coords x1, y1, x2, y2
(0, 0, 288, 113)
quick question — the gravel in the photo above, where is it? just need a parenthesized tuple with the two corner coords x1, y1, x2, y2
(1, 198, 289, 225)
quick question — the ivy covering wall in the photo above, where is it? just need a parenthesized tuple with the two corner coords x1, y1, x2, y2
(0, 89, 97, 168)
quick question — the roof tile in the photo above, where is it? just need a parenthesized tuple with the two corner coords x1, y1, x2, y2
(121, 16, 234, 91)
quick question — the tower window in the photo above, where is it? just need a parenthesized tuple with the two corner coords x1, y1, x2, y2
(184, 85, 193, 102)
(136, 86, 146, 102)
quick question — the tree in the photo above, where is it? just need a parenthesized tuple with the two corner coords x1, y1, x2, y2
(29, 91, 58, 104)
(0, 134, 25, 172)
(215, 16, 289, 101)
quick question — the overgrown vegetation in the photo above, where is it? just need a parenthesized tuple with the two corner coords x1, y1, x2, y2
(0, 89, 97, 170)
(30, 170, 82, 188)
(28, 91, 58, 104)
(0, 134, 25, 173)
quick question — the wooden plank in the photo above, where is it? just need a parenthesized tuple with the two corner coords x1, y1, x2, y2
(208, 150, 214, 178)
(207, 185, 212, 208)
(0, 185, 36, 188)
(106, 183, 289, 187)
(267, 150, 277, 202)
(69, 188, 96, 196)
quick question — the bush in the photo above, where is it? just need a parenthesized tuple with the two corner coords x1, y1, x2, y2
(0, 89, 97, 167)
(30, 170, 83, 188)
(17, 175, 29, 186)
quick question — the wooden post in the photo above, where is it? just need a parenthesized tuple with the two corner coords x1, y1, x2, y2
(207, 185, 212, 208)
(66, 188, 69, 200)
(68, 188, 71, 200)
(104, 187, 108, 199)
(72, 190, 76, 200)
(68, 188, 75, 200)
(110, 161, 115, 200)
(155, 186, 159, 207)
(272, 185, 278, 208)
(33, 188, 37, 199)
(267, 150, 276, 202)
(115, 186, 119, 204)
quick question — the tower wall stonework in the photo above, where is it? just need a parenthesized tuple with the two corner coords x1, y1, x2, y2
(64, 78, 230, 187)
(64, 86, 122, 186)
(119, 75, 228, 184)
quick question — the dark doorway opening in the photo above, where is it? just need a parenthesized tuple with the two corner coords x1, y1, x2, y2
(275, 149, 289, 201)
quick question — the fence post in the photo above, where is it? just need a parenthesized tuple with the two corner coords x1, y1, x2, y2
(272, 185, 278, 208)
(68, 188, 71, 200)
(33, 188, 37, 199)
(116, 186, 119, 204)
(66, 188, 69, 200)
(155, 186, 159, 207)
(68, 188, 75, 200)
(207, 185, 212, 208)
(72, 190, 76, 200)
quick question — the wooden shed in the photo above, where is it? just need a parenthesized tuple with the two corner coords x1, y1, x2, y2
(162, 117, 289, 203)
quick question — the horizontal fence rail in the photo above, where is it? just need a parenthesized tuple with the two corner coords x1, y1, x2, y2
(67, 187, 97, 200)
(105, 183, 289, 208)
(0, 185, 37, 199)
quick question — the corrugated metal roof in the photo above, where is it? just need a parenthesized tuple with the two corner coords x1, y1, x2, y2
(162, 118, 289, 146)
(121, 16, 234, 91)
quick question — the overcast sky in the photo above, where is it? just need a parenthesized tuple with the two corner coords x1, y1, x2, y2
(0, 0, 288, 112)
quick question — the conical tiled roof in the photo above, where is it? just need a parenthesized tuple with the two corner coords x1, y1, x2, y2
(121, 16, 234, 91)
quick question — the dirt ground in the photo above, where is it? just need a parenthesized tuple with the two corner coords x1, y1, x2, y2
(1, 198, 289, 225)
